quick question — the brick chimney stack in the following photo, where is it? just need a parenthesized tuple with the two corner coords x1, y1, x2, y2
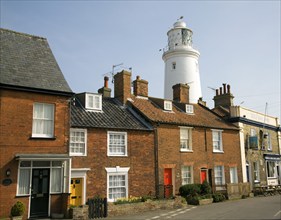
(213, 83, 234, 108)
(172, 83, 190, 103)
(98, 76, 111, 97)
(133, 76, 148, 97)
(114, 70, 132, 104)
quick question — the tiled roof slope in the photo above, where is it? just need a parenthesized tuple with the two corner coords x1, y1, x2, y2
(129, 97, 239, 130)
(0, 28, 72, 94)
(71, 97, 153, 130)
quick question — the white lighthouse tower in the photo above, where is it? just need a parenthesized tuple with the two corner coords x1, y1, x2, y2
(163, 18, 202, 103)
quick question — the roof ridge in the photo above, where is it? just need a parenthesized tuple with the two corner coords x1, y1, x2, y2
(0, 28, 46, 40)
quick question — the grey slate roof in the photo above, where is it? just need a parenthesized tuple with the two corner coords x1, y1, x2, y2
(71, 97, 153, 130)
(0, 28, 72, 94)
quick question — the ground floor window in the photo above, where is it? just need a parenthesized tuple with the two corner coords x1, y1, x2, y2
(105, 167, 130, 202)
(214, 166, 225, 186)
(230, 167, 238, 184)
(267, 161, 276, 178)
(253, 161, 260, 183)
(181, 166, 193, 185)
(17, 160, 67, 196)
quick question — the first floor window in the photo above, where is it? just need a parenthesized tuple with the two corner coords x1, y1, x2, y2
(32, 103, 54, 138)
(229, 167, 238, 184)
(212, 130, 223, 152)
(181, 166, 193, 185)
(267, 161, 276, 178)
(108, 132, 127, 156)
(214, 166, 225, 186)
(70, 129, 87, 156)
(180, 127, 192, 151)
(106, 167, 129, 202)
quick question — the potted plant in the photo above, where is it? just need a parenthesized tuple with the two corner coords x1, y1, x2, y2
(10, 201, 25, 220)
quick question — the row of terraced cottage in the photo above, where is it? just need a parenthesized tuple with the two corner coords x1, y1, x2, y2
(1, 28, 281, 219)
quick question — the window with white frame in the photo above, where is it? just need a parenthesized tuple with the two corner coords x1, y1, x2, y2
(32, 103, 54, 138)
(105, 167, 129, 202)
(267, 161, 276, 178)
(253, 161, 260, 183)
(264, 132, 272, 151)
(185, 104, 194, 114)
(214, 165, 225, 186)
(181, 166, 193, 185)
(108, 132, 127, 156)
(212, 130, 223, 152)
(180, 127, 192, 151)
(229, 167, 238, 184)
(70, 129, 87, 156)
(86, 93, 102, 111)
(164, 101, 172, 111)
(17, 160, 65, 196)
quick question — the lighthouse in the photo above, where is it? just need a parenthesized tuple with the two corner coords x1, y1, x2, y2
(163, 18, 202, 103)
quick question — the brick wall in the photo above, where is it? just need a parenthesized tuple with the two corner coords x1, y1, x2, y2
(71, 128, 155, 200)
(156, 124, 242, 194)
(0, 89, 71, 218)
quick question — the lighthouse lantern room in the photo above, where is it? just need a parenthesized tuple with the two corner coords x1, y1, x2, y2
(163, 18, 202, 104)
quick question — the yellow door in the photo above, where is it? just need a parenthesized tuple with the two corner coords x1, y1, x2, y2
(70, 178, 83, 206)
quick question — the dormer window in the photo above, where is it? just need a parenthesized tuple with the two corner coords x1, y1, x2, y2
(164, 100, 172, 111)
(86, 93, 102, 111)
(185, 104, 194, 114)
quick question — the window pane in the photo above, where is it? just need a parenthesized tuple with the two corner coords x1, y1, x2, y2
(18, 169, 30, 195)
(51, 168, 62, 193)
(109, 133, 126, 155)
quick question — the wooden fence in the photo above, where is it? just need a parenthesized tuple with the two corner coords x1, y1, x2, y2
(88, 197, 108, 219)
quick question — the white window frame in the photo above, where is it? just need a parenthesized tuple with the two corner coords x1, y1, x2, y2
(86, 93, 102, 111)
(69, 128, 87, 156)
(180, 127, 193, 152)
(229, 167, 238, 184)
(107, 131, 128, 156)
(253, 161, 260, 183)
(214, 165, 225, 188)
(17, 160, 65, 196)
(32, 103, 55, 138)
(185, 104, 194, 114)
(212, 129, 223, 153)
(105, 167, 130, 202)
(164, 100, 172, 111)
(181, 166, 193, 185)
(264, 132, 272, 151)
(267, 161, 276, 178)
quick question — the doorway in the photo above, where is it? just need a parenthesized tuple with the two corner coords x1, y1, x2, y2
(164, 168, 173, 198)
(70, 178, 83, 206)
(200, 169, 208, 183)
(30, 169, 50, 218)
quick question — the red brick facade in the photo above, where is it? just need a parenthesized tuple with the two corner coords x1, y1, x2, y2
(0, 89, 71, 219)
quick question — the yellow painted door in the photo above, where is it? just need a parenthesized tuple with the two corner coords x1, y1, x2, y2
(70, 178, 83, 206)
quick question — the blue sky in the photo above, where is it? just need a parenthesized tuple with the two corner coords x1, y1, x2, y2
(1, 1, 280, 119)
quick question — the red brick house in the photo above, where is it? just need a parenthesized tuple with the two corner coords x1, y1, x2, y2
(69, 73, 155, 204)
(127, 73, 243, 198)
(0, 29, 73, 219)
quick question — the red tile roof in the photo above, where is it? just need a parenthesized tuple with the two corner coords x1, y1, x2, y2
(129, 97, 238, 130)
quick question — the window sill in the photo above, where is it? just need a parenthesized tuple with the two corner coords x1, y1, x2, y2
(180, 149, 193, 153)
(30, 136, 56, 140)
(107, 155, 128, 157)
(70, 154, 87, 157)
(213, 151, 224, 154)
(16, 194, 30, 197)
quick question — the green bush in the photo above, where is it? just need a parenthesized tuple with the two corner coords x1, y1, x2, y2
(186, 194, 199, 205)
(10, 201, 25, 217)
(201, 181, 212, 195)
(212, 193, 226, 203)
(179, 184, 201, 197)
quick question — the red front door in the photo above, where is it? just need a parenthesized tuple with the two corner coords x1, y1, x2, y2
(201, 169, 207, 183)
(164, 168, 172, 198)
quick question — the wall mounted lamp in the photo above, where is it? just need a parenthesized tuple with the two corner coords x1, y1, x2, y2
(6, 168, 11, 177)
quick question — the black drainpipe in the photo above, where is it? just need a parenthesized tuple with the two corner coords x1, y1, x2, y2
(154, 124, 159, 198)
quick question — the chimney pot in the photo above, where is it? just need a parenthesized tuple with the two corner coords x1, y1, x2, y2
(223, 83, 226, 94)
(219, 87, 222, 95)
(104, 76, 109, 88)
(227, 84, 231, 93)
(136, 75, 140, 80)
(216, 89, 219, 96)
